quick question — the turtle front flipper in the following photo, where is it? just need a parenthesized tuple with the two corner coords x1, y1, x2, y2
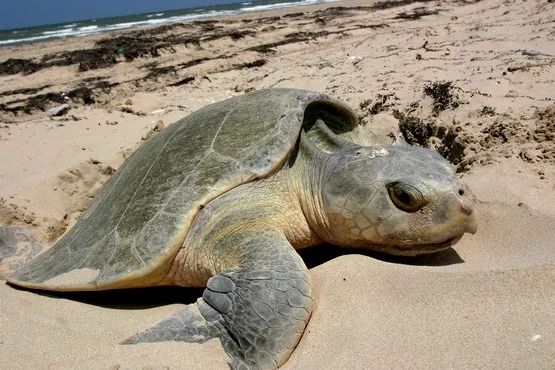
(125, 234, 313, 370)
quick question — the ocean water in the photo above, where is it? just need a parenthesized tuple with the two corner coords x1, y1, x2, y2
(0, 0, 339, 47)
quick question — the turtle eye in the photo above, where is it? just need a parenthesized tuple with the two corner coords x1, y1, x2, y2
(387, 181, 429, 212)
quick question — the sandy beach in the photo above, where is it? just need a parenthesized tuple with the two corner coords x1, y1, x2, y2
(1, 0, 554, 368)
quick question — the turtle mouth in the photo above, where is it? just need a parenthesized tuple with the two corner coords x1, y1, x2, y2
(381, 217, 478, 256)
(380, 234, 463, 256)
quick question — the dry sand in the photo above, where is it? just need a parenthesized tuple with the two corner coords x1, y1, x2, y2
(0, 0, 554, 368)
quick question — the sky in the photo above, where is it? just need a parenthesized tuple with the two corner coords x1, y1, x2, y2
(0, 0, 245, 30)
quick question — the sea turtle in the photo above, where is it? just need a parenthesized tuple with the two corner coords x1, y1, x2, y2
(2, 88, 477, 369)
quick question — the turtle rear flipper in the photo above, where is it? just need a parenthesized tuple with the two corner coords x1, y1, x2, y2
(124, 234, 312, 370)
(0, 226, 45, 279)
(121, 299, 221, 344)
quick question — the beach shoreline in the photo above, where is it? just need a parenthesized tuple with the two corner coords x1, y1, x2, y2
(0, 0, 347, 46)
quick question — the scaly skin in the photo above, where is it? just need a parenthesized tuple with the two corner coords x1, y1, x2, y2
(135, 169, 318, 368)
(130, 127, 477, 369)
(295, 121, 477, 255)
(160, 169, 320, 288)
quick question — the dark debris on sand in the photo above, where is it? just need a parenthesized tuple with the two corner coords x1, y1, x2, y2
(246, 31, 327, 54)
(0, 58, 42, 76)
(19, 87, 95, 113)
(360, 93, 399, 116)
(356, 88, 471, 172)
(234, 59, 268, 69)
(423, 81, 462, 115)
(1, 1, 446, 116)
(369, 0, 434, 11)
(395, 111, 437, 147)
(0, 1, 436, 77)
(394, 110, 470, 171)
(395, 7, 439, 20)
(168, 77, 195, 87)
(1, 82, 115, 114)
(0, 85, 52, 97)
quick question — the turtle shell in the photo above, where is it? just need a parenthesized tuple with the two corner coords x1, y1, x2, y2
(8, 88, 358, 291)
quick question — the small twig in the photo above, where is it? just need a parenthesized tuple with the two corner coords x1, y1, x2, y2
(408, 41, 427, 50)
(267, 77, 293, 88)
(353, 52, 399, 66)
(424, 41, 447, 52)
(408, 40, 448, 52)
(457, 87, 492, 98)
(521, 50, 555, 58)
(507, 61, 553, 72)
(160, 104, 188, 114)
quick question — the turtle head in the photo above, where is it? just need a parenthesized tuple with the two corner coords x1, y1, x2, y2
(318, 142, 477, 255)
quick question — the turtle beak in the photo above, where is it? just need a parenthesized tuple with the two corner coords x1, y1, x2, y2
(465, 213, 478, 235)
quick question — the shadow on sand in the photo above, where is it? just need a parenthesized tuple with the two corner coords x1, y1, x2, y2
(6, 245, 463, 310)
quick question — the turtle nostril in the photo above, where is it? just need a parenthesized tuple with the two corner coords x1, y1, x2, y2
(461, 202, 473, 215)
(458, 188, 465, 196)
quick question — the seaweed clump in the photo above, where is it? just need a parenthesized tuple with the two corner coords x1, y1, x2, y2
(423, 81, 461, 115)
(0, 58, 42, 76)
(393, 110, 469, 171)
(394, 111, 437, 147)
(5, 87, 95, 114)
(395, 7, 439, 20)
